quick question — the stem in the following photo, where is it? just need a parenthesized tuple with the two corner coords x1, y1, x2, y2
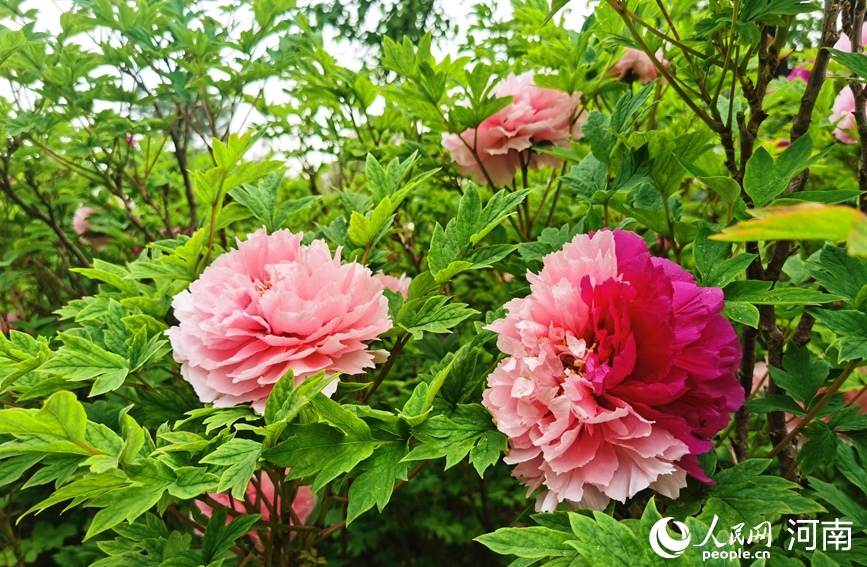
(361, 334, 409, 403)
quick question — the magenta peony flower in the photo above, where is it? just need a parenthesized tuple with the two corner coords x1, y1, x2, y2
(608, 48, 666, 84)
(787, 65, 812, 82)
(835, 22, 867, 52)
(167, 228, 392, 410)
(442, 73, 584, 186)
(482, 230, 743, 511)
(832, 87, 860, 144)
(195, 470, 317, 546)
(374, 272, 411, 300)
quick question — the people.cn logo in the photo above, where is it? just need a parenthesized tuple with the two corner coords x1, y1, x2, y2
(649, 517, 691, 558)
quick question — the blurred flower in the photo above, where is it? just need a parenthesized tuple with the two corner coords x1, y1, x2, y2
(609, 48, 667, 84)
(834, 22, 867, 52)
(195, 470, 317, 547)
(442, 73, 584, 186)
(482, 230, 743, 511)
(72, 206, 96, 236)
(1, 313, 18, 334)
(167, 228, 392, 411)
(72, 205, 109, 250)
(124, 134, 137, 147)
(788, 65, 812, 82)
(832, 87, 859, 144)
(374, 272, 411, 300)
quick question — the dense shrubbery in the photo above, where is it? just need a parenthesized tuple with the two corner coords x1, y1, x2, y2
(2, 0, 867, 566)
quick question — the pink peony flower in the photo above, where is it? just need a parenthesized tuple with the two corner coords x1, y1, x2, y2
(608, 48, 667, 84)
(195, 470, 317, 547)
(374, 272, 411, 300)
(835, 22, 867, 52)
(832, 87, 860, 144)
(72, 206, 96, 236)
(482, 230, 743, 511)
(442, 73, 584, 186)
(72, 206, 109, 250)
(167, 228, 392, 411)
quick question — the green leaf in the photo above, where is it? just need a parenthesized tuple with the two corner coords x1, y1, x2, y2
(767, 344, 829, 404)
(836, 443, 867, 496)
(310, 393, 373, 441)
(346, 443, 408, 525)
(676, 156, 740, 204)
(581, 111, 613, 163)
(743, 135, 826, 207)
(468, 430, 507, 477)
(808, 477, 867, 528)
(715, 204, 861, 243)
(567, 511, 647, 566)
(199, 438, 262, 500)
(404, 404, 497, 469)
(39, 332, 129, 396)
(456, 184, 482, 247)
(805, 244, 867, 304)
(168, 467, 220, 499)
(85, 483, 168, 540)
(810, 309, 867, 362)
(829, 48, 867, 79)
(475, 527, 574, 558)
(798, 421, 839, 474)
(201, 507, 262, 563)
(264, 423, 379, 492)
(263, 369, 335, 425)
(398, 295, 477, 340)
(723, 281, 844, 305)
(472, 189, 532, 245)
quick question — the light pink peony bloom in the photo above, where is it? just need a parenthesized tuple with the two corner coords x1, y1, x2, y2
(167, 228, 392, 411)
(608, 48, 666, 84)
(482, 230, 743, 511)
(442, 73, 584, 186)
(72, 206, 96, 236)
(835, 22, 867, 52)
(374, 272, 411, 300)
(832, 87, 860, 144)
(72, 206, 109, 250)
(195, 470, 317, 547)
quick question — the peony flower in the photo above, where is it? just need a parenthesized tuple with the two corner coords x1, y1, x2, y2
(834, 22, 867, 52)
(72, 206, 96, 236)
(787, 65, 812, 82)
(72, 206, 109, 250)
(832, 87, 860, 144)
(442, 73, 584, 186)
(482, 230, 743, 511)
(167, 228, 392, 411)
(608, 48, 666, 84)
(195, 470, 317, 547)
(374, 272, 411, 300)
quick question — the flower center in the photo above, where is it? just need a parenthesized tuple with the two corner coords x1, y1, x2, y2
(560, 337, 597, 378)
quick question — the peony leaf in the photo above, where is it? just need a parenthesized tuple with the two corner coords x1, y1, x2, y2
(264, 423, 380, 492)
(199, 438, 262, 500)
(398, 295, 477, 340)
(475, 526, 574, 559)
(168, 467, 220, 499)
(804, 244, 867, 304)
(809, 309, 867, 362)
(714, 204, 862, 242)
(201, 507, 262, 563)
(566, 511, 648, 566)
(310, 393, 373, 441)
(346, 443, 408, 525)
(264, 369, 334, 426)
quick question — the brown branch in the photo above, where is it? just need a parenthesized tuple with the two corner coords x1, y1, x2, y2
(788, 0, 841, 193)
